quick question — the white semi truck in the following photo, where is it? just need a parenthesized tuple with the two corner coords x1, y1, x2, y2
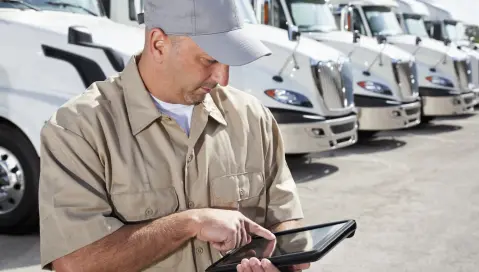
(397, 0, 479, 106)
(251, 0, 422, 139)
(412, 0, 479, 106)
(0, 0, 358, 233)
(332, 0, 477, 122)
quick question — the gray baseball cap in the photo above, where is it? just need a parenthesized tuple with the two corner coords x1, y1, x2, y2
(142, 0, 271, 66)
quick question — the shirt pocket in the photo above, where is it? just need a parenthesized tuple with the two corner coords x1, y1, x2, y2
(110, 187, 183, 268)
(209, 172, 266, 222)
(111, 187, 179, 222)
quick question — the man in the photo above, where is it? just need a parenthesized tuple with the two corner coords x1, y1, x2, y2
(38, 0, 310, 271)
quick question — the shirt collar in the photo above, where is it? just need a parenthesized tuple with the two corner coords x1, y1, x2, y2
(121, 53, 227, 135)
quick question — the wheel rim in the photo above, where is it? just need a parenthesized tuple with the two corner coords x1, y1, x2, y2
(0, 146, 25, 215)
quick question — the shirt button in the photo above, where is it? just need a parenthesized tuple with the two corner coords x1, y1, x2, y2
(239, 189, 245, 197)
(187, 154, 194, 163)
(188, 201, 195, 208)
(145, 208, 153, 216)
(196, 247, 204, 254)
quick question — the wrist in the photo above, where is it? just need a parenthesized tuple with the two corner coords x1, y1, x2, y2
(183, 209, 202, 238)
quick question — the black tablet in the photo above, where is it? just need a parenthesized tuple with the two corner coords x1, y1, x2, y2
(205, 219, 357, 272)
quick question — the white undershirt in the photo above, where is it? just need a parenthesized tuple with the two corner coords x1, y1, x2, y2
(150, 94, 194, 136)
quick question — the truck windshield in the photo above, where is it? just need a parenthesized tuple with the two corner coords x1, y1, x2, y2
(23, 0, 104, 16)
(363, 6, 403, 36)
(0, 0, 38, 10)
(403, 14, 429, 37)
(284, 0, 338, 32)
(444, 21, 467, 41)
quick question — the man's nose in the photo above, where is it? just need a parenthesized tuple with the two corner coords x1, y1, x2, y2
(212, 64, 230, 87)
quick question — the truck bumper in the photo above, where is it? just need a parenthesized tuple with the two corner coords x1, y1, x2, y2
(357, 101, 422, 131)
(421, 91, 475, 116)
(278, 114, 358, 154)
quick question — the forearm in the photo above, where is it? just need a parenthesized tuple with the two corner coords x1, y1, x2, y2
(53, 210, 198, 272)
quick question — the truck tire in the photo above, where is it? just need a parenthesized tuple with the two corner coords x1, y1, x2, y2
(358, 130, 378, 140)
(0, 124, 39, 234)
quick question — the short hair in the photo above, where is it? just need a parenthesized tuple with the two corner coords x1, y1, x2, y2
(144, 27, 184, 50)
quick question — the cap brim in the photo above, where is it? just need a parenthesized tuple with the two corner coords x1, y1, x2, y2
(191, 27, 272, 66)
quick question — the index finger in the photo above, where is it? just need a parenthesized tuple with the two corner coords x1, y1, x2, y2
(244, 218, 275, 240)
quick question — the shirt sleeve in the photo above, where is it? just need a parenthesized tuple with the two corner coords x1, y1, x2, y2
(261, 106, 305, 228)
(38, 119, 124, 270)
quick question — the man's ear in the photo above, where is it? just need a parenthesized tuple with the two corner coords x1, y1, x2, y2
(148, 28, 168, 62)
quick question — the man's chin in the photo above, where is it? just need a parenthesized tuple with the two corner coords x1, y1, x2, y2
(184, 94, 207, 105)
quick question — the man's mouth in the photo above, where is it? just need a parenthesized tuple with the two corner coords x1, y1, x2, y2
(201, 86, 212, 93)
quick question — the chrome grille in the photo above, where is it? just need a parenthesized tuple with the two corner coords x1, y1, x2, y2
(311, 61, 348, 110)
(393, 62, 414, 98)
(454, 60, 469, 90)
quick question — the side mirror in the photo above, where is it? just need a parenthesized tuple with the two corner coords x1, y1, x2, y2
(353, 30, 360, 43)
(67, 26, 125, 72)
(68, 26, 93, 46)
(415, 36, 422, 45)
(444, 38, 451, 46)
(377, 34, 387, 44)
(137, 12, 144, 24)
(288, 24, 301, 41)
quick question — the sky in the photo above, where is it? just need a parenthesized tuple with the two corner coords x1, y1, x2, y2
(421, 0, 479, 26)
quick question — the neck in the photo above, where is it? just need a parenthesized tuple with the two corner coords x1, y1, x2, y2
(137, 53, 182, 104)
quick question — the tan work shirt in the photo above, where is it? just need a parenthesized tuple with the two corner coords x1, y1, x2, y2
(38, 54, 304, 271)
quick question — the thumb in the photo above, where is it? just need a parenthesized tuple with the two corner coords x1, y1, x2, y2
(212, 239, 236, 252)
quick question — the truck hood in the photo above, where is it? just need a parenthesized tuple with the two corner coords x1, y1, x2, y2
(244, 23, 346, 62)
(0, 9, 144, 55)
(387, 34, 468, 60)
(303, 30, 413, 61)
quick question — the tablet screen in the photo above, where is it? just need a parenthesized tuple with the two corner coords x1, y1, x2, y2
(214, 221, 348, 266)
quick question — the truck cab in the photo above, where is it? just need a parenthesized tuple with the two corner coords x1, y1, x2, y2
(0, 0, 147, 234)
(334, 0, 476, 122)
(254, 0, 422, 138)
(101, 0, 359, 155)
(411, 0, 479, 106)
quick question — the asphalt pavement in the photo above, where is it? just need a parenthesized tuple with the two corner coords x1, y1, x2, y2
(1, 112, 479, 272)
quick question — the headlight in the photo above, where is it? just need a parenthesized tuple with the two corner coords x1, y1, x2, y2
(425, 76, 454, 88)
(264, 89, 313, 108)
(357, 81, 393, 95)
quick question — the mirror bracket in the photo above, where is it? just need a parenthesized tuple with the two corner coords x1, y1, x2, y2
(288, 24, 301, 41)
(353, 30, 360, 43)
(68, 26, 124, 72)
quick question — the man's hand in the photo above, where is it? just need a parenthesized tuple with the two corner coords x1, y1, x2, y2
(191, 208, 276, 252)
(236, 258, 310, 272)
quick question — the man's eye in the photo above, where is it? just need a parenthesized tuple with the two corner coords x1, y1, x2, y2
(202, 58, 217, 65)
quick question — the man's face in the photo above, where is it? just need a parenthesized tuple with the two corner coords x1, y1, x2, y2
(159, 35, 230, 105)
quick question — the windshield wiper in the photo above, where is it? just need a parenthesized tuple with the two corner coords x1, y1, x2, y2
(45, 1, 97, 16)
(0, 0, 40, 10)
